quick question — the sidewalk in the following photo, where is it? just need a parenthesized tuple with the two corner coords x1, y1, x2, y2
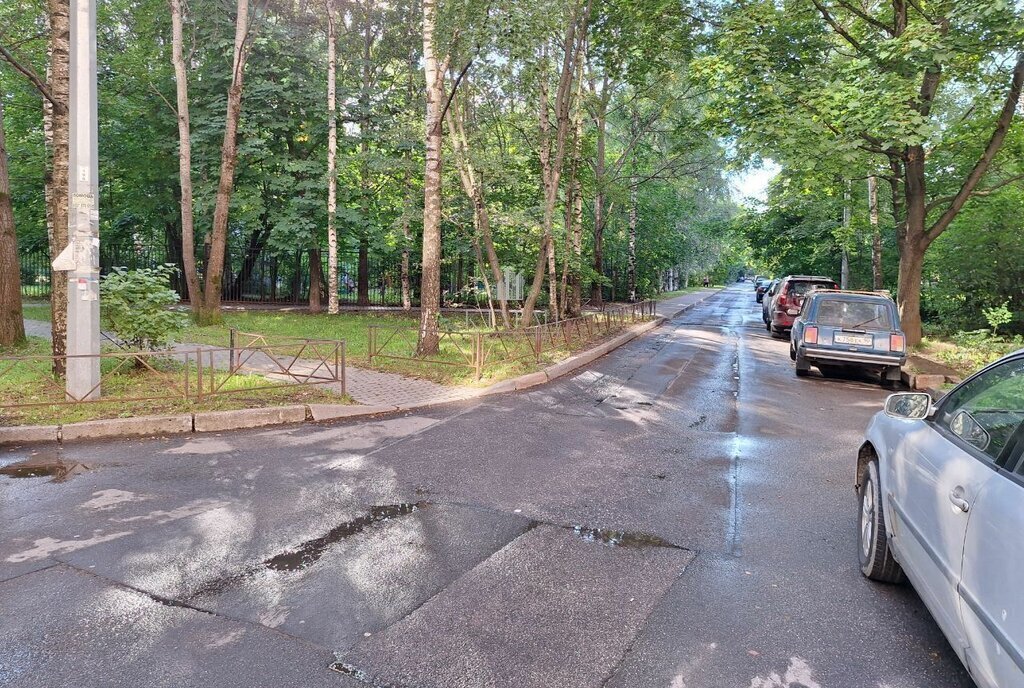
(19, 289, 717, 410)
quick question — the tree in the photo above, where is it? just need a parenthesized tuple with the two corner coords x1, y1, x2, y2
(0, 0, 70, 370)
(325, 0, 339, 314)
(704, 0, 1024, 344)
(418, 0, 444, 353)
(521, 0, 591, 323)
(0, 100, 26, 347)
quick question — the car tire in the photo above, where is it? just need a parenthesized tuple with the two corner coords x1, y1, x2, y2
(794, 351, 810, 376)
(770, 325, 782, 339)
(858, 460, 905, 584)
(765, 321, 772, 332)
(789, 345, 796, 361)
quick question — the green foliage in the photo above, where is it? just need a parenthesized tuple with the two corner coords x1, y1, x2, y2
(929, 330, 1024, 376)
(983, 302, 1013, 336)
(100, 265, 188, 350)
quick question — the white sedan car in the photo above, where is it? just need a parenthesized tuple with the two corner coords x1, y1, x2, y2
(857, 351, 1024, 688)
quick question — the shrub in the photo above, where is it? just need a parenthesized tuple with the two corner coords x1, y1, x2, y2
(983, 301, 1013, 336)
(100, 265, 188, 350)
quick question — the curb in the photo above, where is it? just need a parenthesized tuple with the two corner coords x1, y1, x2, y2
(0, 291, 719, 448)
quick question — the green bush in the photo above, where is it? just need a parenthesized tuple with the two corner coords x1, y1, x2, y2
(983, 301, 1013, 336)
(100, 265, 188, 350)
(936, 329, 1024, 373)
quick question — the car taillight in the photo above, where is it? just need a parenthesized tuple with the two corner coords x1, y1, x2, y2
(890, 333, 905, 352)
(805, 326, 818, 344)
(777, 294, 787, 308)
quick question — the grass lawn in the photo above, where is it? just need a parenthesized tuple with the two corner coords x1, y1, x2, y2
(20, 301, 653, 387)
(0, 336, 348, 426)
(21, 301, 52, 322)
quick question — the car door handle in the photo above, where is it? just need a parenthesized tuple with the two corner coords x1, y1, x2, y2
(949, 489, 970, 513)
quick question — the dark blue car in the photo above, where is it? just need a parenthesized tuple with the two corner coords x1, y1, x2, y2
(790, 290, 906, 386)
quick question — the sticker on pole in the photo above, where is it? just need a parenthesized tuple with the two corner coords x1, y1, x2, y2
(52, 243, 77, 271)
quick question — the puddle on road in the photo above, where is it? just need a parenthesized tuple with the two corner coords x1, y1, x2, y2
(265, 502, 424, 572)
(571, 525, 682, 549)
(0, 457, 90, 482)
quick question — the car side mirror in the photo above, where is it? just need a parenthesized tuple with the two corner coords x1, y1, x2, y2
(884, 392, 932, 420)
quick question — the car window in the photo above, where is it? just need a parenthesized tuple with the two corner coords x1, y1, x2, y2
(814, 299, 892, 330)
(787, 281, 836, 297)
(937, 357, 1024, 463)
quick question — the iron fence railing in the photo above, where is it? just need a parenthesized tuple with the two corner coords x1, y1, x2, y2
(367, 300, 656, 380)
(0, 338, 346, 413)
(20, 242, 481, 308)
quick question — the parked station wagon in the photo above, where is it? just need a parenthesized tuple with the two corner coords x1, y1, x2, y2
(790, 290, 905, 386)
(857, 352, 1024, 688)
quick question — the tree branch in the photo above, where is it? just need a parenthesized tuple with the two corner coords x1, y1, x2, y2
(810, 0, 862, 52)
(0, 43, 62, 111)
(834, 0, 894, 35)
(926, 53, 1024, 240)
(924, 174, 1024, 215)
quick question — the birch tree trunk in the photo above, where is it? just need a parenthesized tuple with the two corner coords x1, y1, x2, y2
(169, 0, 202, 316)
(590, 84, 607, 307)
(418, 0, 443, 354)
(200, 0, 254, 324)
(627, 176, 637, 302)
(357, 10, 374, 308)
(0, 101, 25, 347)
(326, 3, 338, 314)
(841, 181, 851, 290)
(47, 0, 70, 373)
(868, 176, 882, 291)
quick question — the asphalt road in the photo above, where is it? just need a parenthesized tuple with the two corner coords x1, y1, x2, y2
(0, 285, 974, 688)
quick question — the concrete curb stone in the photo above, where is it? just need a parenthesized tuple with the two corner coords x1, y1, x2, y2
(193, 405, 308, 432)
(308, 404, 398, 422)
(0, 424, 60, 446)
(60, 415, 194, 442)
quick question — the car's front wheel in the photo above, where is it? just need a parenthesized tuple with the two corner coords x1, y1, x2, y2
(858, 460, 905, 584)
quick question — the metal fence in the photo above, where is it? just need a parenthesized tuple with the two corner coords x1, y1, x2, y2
(20, 241, 487, 307)
(0, 338, 346, 414)
(367, 300, 657, 380)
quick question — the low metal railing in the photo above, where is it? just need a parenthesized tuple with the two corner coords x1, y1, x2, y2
(368, 300, 656, 380)
(0, 338, 346, 412)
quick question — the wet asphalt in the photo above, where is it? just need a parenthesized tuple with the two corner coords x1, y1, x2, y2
(0, 285, 974, 688)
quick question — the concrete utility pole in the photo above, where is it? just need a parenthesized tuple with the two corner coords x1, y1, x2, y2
(66, 0, 100, 399)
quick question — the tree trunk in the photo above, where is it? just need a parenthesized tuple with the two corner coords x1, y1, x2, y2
(627, 177, 637, 302)
(590, 88, 607, 307)
(309, 248, 323, 313)
(565, 90, 584, 318)
(840, 181, 851, 289)
(169, 0, 201, 317)
(896, 234, 925, 346)
(418, 0, 442, 354)
(200, 0, 253, 325)
(326, 4, 338, 314)
(357, 11, 374, 309)
(868, 175, 882, 290)
(357, 238, 370, 306)
(0, 101, 25, 348)
(446, 96, 510, 327)
(522, 3, 591, 324)
(47, 0, 69, 374)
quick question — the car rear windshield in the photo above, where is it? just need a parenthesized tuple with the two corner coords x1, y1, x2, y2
(814, 298, 893, 330)
(786, 280, 836, 297)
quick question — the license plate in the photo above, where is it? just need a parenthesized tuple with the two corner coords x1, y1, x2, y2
(834, 333, 873, 346)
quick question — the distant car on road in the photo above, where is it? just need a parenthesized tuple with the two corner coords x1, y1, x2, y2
(790, 290, 905, 386)
(762, 279, 781, 324)
(857, 352, 1024, 688)
(757, 278, 778, 307)
(754, 277, 771, 302)
(767, 275, 838, 338)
